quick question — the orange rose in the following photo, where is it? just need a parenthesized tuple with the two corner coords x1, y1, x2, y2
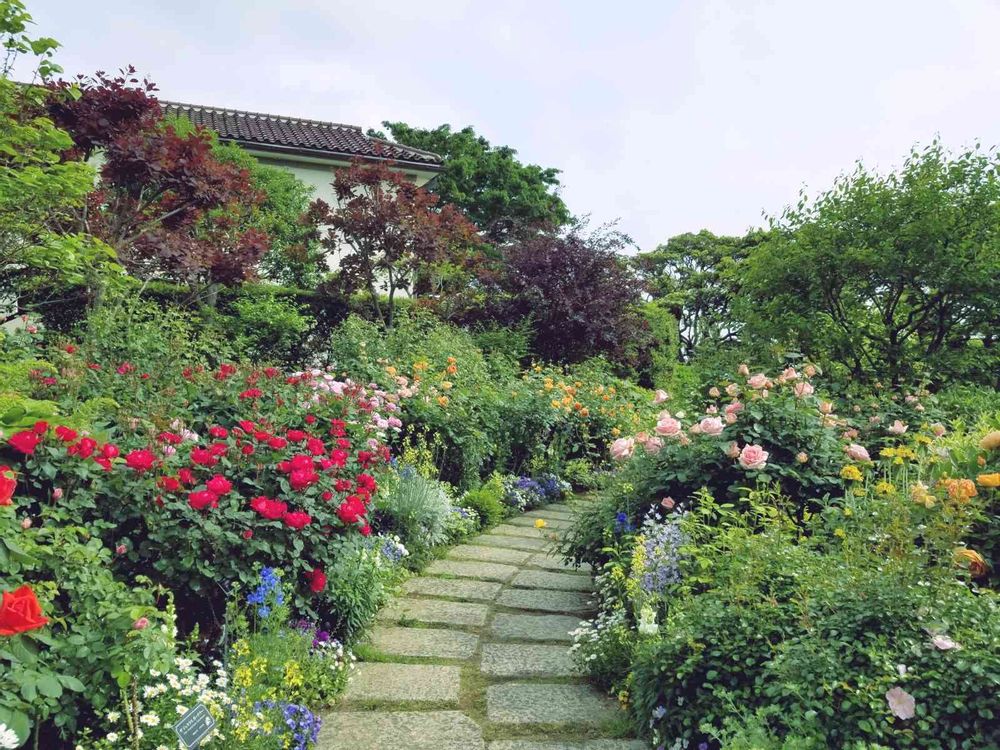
(978, 473, 1000, 489)
(980, 431, 1000, 451)
(0, 585, 49, 636)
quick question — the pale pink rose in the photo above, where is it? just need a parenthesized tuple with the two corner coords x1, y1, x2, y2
(115, 544, 127, 555)
(747, 373, 768, 389)
(660, 497, 675, 509)
(708, 386, 721, 398)
(610, 437, 635, 461)
(726, 441, 741, 459)
(737, 363, 750, 377)
(804, 364, 817, 377)
(796, 451, 809, 464)
(688, 423, 703, 435)
(388, 416, 403, 429)
(725, 412, 737, 424)
(653, 389, 670, 404)
(705, 405, 718, 414)
(738, 444, 769, 470)
(915, 403, 925, 412)
(654, 417, 683, 438)
(931, 634, 960, 651)
(845, 443, 871, 462)
(818, 401, 834, 414)
(885, 687, 916, 720)
(52, 487, 63, 500)
(699, 417, 725, 436)
(793, 381, 814, 398)
(781, 367, 799, 381)
(678, 434, 691, 446)
(930, 423, 947, 437)
(725, 383, 740, 397)
(842, 428, 859, 440)
(635, 431, 651, 446)
(21, 517, 32, 529)
(905, 395, 918, 404)
(643, 436, 663, 454)
(869, 415, 882, 424)
(888, 420, 908, 435)
(760, 388, 769, 398)
(725, 401, 744, 416)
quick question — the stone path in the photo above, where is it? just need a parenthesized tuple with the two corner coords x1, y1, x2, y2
(318, 496, 645, 750)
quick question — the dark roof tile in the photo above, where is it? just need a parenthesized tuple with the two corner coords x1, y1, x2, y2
(160, 100, 442, 168)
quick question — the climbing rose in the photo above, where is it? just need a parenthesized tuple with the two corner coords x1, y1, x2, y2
(652, 389, 669, 404)
(336, 496, 366, 524)
(250, 496, 287, 521)
(738, 444, 769, 470)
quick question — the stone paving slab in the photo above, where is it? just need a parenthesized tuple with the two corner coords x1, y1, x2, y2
(527, 554, 592, 574)
(508, 516, 574, 530)
(368, 626, 479, 660)
(344, 663, 461, 704)
(491, 523, 549, 539)
(488, 742, 647, 750)
(480, 643, 579, 677)
(378, 597, 489, 627)
(512, 570, 593, 592)
(487, 683, 619, 725)
(426, 559, 520, 582)
(318, 710, 484, 749)
(489, 613, 583, 642)
(448, 544, 533, 565)
(404, 576, 502, 602)
(472, 534, 552, 552)
(523, 509, 576, 521)
(497, 587, 594, 614)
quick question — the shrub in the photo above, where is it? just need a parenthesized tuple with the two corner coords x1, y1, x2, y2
(372, 468, 453, 555)
(459, 474, 507, 526)
(322, 535, 407, 640)
(226, 292, 314, 364)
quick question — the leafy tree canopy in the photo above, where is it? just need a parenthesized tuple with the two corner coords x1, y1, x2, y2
(738, 140, 1000, 386)
(369, 122, 571, 242)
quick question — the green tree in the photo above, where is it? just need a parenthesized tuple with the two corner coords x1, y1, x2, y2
(634, 230, 757, 360)
(370, 122, 571, 242)
(738, 141, 1000, 386)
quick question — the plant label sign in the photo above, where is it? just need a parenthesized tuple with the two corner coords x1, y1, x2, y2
(173, 702, 216, 749)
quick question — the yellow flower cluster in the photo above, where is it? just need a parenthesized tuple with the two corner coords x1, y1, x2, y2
(840, 465, 864, 482)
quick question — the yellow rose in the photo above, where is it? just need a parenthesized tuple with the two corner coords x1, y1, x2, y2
(977, 473, 1000, 488)
(534, 519, 547, 529)
(979, 431, 1000, 451)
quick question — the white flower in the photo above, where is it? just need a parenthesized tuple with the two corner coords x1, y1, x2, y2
(105, 732, 120, 743)
(896, 664, 908, 677)
(931, 634, 961, 651)
(0, 723, 21, 750)
(886, 686, 916, 720)
(106, 711, 121, 723)
(139, 713, 160, 727)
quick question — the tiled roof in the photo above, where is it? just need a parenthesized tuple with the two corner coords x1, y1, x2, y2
(160, 100, 443, 169)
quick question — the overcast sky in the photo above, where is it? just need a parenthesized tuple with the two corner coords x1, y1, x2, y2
(22, 0, 1000, 250)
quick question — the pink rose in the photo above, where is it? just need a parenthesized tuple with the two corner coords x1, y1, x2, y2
(726, 441, 741, 459)
(610, 437, 635, 461)
(660, 497, 675, 509)
(818, 401, 833, 415)
(133, 617, 150, 630)
(930, 423, 946, 438)
(706, 405, 718, 414)
(781, 367, 799, 381)
(845, 443, 871, 462)
(654, 417, 682, 438)
(725, 383, 740, 397)
(708, 386, 721, 398)
(698, 417, 725, 436)
(643, 436, 663, 454)
(738, 444, 769, 470)
(793, 381, 814, 398)
(737, 364, 750, 377)
(747, 373, 768, 389)
(724, 401, 743, 417)
(653, 389, 670, 404)
(885, 687, 915, 720)
(888, 420, 908, 435)
(804, 364, 817, 377)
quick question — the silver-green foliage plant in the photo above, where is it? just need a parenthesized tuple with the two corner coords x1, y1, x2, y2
(375, 468, 452, 554)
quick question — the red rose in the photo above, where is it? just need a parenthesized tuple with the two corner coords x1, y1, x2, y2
(357, 451, 374, 468)
(318, 458, 333, 470)
(0, 466, 16, 507)
(250, 496, 287, 521)
(54, 425, 78, 442)
(290, 469, 319, 492)
(306, 438, 326, 456)
(322, 491, 333, 501)
(64, 344, 77, 354)
(209, 442, 228, 457)
(264, 367, 280, 379)
(360, 523, 372, 536)
(286, 430, 307, 443)
(238, 420, 256, 433)
(157, 476, 181, 492)
(305, 414, 317, 425)
(206, 474, 233, 495)
(8, 430, 41, 455)
(94, 456, 112, 472)
(336, 497, 366, 525)
(336, 438, 351, 450)
(178, 467, 196, 485)
(308, 567, 327, 593)
(157, 431, 182, 445)
(209, 425, 229, 439)
(100, 443, 120, 459)
(125, 449, 156, 472)
(283, 511, 312, 530)
(241, 443, 255, 456)
(190, 447, 218, 467)
(188, 490, 219, 511)
(356, 473, 377, 494)
(330, 420, 346, 437)
(32, 420, 49, 435)
(239, 388, 262, 400)
(330, 449, 348, 468)
(68, 437, 96, 458)
(335, 479, 353, 493)
(267, 437, 288, 450)
(242, 529, 253, 540)
(290, 454, 314, 472)
(0, 585, 49, 636)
